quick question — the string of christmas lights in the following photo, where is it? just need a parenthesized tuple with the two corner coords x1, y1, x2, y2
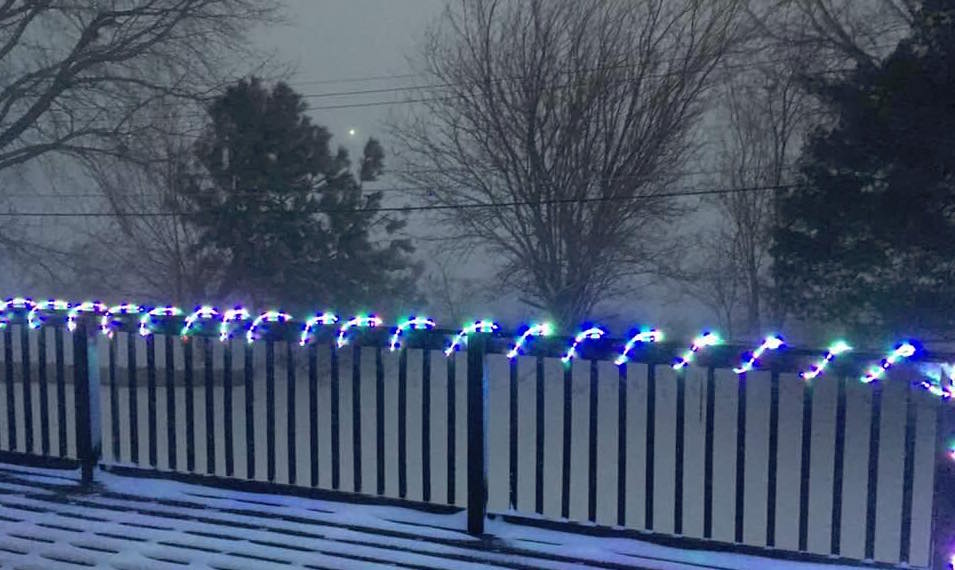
(861, 342, 916, 384)
(337, 315, 383, 348)
(561, 326, 605, 363)
(27, 299, 69, 329)
(444, 320, 498, 356)
(67, 301, 107, 332)
(219, 307, 250, 342)
(733, 335, 785, 375)
(673, 331, 721, 370)
(178, 306, 215, 337)
(800, 340, 852, 381)
(139, 306, 183, 337)
(506, 322, 552, 359)
(299, 312, 339, 347)
(100, 304, 145, 338)
(2, 295, 949, 399)
(0, 297, 36, 328)
(247, 311, 292, 344)
(389, 316, 436, 352)
(615, 329, 664, 366)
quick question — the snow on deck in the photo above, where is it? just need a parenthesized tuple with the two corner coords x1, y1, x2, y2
(0, 463, 874, 569)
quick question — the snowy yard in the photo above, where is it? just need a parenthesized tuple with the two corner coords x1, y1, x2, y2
(0, 463, 882, 569)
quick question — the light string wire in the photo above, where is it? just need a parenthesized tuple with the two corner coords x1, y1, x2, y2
(801, 340, 852, 381)
(0, 297, 36, 328)
(139, 306, 184, 337)
(299, 312, 339, 347)
(389, 316, 436, 352)
(178, 306, 216, 338)
(733, 335, 785, 375)
(100, 303, 145, 338)
(337, 315, 383, 349)
(444, 320, 498, 356)
(219, 307, 250, 342)
(27, 299, 69, 330)
(673, 331, 721, 370)
(247, 311, 293, 344)
(861, 342, 916, 384)
(561, 326, 606, 363)
(506, 322, 553, 359)
(615, 329, 664, 366)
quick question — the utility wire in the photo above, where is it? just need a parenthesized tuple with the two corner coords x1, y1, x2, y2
(0, 181, 806, 217)
(33, 51, 869, 119)
(0, 165, 799, 199)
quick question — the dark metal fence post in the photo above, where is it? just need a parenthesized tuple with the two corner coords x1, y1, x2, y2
(73, 321, 101, 484)
(466, 332, 488, 536)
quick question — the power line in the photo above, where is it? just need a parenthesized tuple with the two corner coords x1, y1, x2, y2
(0, 181, 805, 218)
(34, 51, 870, 119)
(284, 30, 910, 90)
(0, 165, 798, 199)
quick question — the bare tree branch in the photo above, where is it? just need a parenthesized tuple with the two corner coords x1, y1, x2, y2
(0, 0, 277, 182)
(395, 0, 745, 326)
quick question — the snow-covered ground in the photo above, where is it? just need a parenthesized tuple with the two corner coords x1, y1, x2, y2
(0, 463, 882, 569)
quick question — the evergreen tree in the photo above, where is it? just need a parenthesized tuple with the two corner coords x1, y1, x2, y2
(185, 78, 417, 310)
(773, 1, 955, 338)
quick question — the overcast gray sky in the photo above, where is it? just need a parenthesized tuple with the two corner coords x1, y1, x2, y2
(254, 0, 445, 156)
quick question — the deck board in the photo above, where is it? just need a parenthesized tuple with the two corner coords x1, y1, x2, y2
(0, 464, 893, 569)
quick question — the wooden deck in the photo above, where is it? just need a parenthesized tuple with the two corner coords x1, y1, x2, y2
(0, 463, 880, 569)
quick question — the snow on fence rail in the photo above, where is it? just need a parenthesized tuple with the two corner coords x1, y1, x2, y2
(0, 297, 951, 569)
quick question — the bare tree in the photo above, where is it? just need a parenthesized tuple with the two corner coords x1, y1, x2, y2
(678, 0, 911, 337)
(748, 0, 914, 71)
(706, 59, 813, 336)
(76, 123, 219, 304)
(667, 233, 742, 337)
(0, 0, 276, 293)
(0, 1, 274, 174)
(396, 0, 744, 326)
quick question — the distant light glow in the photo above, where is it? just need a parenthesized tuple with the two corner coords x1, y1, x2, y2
(0, 297, 36, 328)
(136, 305, 183, 337)
(672, 332, 721, 370)
(219, 307, 250, 342)
(67, 301, 107, 332)
(561, 326, 606, 363)
(336, 315, 382, 348)
(444, 320, 498, 356)
(389, 316, 436, 351)
(615, 329, 664, 366)
(506, 322, 553, 359)
(100, 303, 144, 337)
(178, 306, 217, 337)
(801, 340, 852, 381)
(299, 312, 339, 347)
(733, 335, 785, 375)
(246, 311, 292, 344)
(27, 299, 70, 329)
(861, 342, 916, 383)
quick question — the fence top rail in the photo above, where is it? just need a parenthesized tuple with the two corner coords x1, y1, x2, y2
(3, 310, 953, 388)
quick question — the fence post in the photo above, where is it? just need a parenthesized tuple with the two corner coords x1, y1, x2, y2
(932, 401, 955, 570)
(73, 320, 101, 484)
(466, 332, 488, 536)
